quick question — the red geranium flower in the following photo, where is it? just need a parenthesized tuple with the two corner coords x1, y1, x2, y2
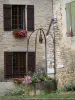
(13, 30, 27, 37)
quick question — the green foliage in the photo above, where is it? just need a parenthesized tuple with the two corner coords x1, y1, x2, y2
(31, 72, 47, 84)
(64, 83, 75, 91)
(54, 88, 65, 94)
(5, 71, 57, 96)
(2, 92, 75, 99)
(31, 72, 57, 85)
(34, 93, 75, 98)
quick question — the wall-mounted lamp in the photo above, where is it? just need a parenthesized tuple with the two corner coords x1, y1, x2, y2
(39, 33, 43, 43)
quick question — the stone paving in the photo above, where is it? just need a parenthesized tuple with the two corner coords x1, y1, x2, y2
(0, 82, 15, 96)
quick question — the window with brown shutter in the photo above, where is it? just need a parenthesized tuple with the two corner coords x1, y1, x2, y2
(4, 52, 35, 79)
(3, 5, 34, 31)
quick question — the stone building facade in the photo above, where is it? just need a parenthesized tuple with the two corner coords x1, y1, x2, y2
(0, 0, 54, 94)
(0, 0, 75, 95)
(0, 0, 54, 95)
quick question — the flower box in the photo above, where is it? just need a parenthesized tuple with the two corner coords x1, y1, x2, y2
(13, 30, 27, 38)
(13, 78, 24, 84)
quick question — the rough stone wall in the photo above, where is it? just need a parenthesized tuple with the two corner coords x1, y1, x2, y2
(53, 0, 75, 88)
(1, 0, 75, 90)
(0, 0, 53, 81)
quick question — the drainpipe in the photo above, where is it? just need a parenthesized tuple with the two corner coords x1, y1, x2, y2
(26, 5, 28, 74)
(52, 0, 56, 78)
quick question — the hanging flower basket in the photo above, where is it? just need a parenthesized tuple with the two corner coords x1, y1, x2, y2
(13, 30, 27, 38)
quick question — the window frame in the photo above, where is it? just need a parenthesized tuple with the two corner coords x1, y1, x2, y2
(12, 5, 25, 30)
(66, 2, 75, 36)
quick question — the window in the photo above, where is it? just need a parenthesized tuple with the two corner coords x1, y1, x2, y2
(3, 5, 34, 31)
(66, 2, 75, 36)
(4, 52, 35, 79)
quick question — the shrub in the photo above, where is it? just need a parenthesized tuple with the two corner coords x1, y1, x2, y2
(31, 72, 47, 85)
(11, 70, 57, 95)
(64, 83, 75, 91)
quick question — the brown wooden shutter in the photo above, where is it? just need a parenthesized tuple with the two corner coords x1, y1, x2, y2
(4, 52, 13, 79)
(28, 52, 35, 72)
(3, 5, 12, 31)
(27, 5, 34, 31)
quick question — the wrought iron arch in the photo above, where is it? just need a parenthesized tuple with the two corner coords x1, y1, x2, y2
(26, 28, 47, 74)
